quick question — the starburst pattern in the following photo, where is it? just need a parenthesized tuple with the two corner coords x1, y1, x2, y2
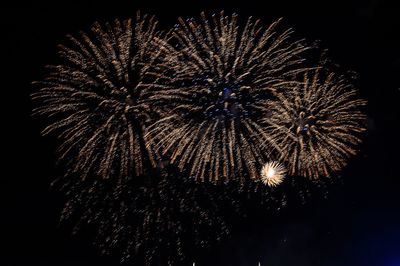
(147, 12, 309, 182)
(32, 13, 164, 179)
(261, 71, 366, 178)
(260, 161, 286, 187)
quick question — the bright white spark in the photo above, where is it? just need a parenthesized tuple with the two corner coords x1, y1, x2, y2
(261, 161, 286, 187)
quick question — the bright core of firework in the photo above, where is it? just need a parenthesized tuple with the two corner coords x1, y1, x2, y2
(260, 162, 286, 187)
(266, 168, 275, 178)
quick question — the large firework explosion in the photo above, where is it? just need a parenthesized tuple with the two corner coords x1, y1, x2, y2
(147, 11, 310, 182)
(261, 70, 366, 179)
(32, 13, 164, 180)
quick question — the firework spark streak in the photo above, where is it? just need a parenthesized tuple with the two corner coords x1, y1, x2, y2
(261, 71, 366, 179)
(147, 12, 310, 182)
(32, 13, 164, 179)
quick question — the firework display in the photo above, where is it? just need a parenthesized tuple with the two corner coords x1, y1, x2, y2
(261, 71, 366, 179)
(32, 10, 366, 266)
(147, 12, 309, 182)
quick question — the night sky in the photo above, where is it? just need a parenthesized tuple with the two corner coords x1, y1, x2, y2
(2, 0, 400, 265)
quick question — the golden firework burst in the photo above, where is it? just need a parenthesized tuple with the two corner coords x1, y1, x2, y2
(32, 13, 166, 179)
(147, 11, 309, 182)
(261, 70, 366, 179)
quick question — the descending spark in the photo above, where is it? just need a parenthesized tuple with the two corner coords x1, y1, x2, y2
(261, 70, 366, 179)
(58, 168, 231, 266)
(260, 161, 286, 187)
(32, 13, 165, 179)
(147, 11, 310, 182)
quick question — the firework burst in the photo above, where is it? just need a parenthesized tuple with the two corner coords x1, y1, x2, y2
(147, 12, 310, 182)
(260, 161, 286, 187)
(32, 13, 165, 179)
(261, 71, 366, 179)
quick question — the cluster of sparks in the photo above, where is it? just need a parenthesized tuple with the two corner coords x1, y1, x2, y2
(33, 11, 366, 265)
(58, 168, 232, 266)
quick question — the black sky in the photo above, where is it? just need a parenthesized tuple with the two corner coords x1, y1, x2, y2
(2, 0, 400, 265)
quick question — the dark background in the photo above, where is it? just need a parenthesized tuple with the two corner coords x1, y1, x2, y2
(2, 0, 399, 265)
